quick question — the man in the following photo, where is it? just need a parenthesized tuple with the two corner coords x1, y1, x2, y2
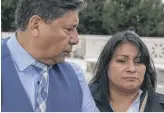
(1, 0, 99, 112)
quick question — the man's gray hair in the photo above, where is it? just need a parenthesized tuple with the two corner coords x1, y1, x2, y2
(15, 0, 87, 31)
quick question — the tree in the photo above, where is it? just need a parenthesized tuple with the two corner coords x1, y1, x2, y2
(2, 0, 164, 37)
(78, 0, 108, 35)
(2, 0, 18, 31)
(103, 0, 164, 37)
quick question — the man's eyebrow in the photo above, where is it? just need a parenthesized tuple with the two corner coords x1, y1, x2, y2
(64, 24, 78, 28)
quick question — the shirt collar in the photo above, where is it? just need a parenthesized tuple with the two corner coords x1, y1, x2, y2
(109, 89, 143, 112)
(7, 32, 36, 71)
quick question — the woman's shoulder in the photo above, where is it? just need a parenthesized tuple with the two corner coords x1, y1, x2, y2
(155, 92, 164, 103)
(155, 92, 164, 109)
(89, 82, 99, 93)
(89, 83, 101, 101)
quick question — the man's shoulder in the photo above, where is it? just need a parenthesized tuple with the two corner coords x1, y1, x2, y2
(58, 61, 84, 78)
(69, 62, 83, 73)
(69, 62, 85, 78)
(1, 37, 10, 45)
(59, 61, 82, 69)
(67, 62, 87, 84)
(1, 37, 11, 59)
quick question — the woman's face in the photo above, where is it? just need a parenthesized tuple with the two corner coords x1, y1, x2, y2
(108, 42, 146, 92)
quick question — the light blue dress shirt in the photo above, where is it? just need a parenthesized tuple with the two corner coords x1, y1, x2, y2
(6, 33, 99, 112)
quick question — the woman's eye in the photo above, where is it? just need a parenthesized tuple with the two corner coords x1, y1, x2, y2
(135, 58, 143, 64)
(116, 60, 127, 63)
(135, 60, 140, 63)
(135, 60, 142, 64)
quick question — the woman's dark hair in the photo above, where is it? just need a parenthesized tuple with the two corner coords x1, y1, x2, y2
(90, 29, 157, 106)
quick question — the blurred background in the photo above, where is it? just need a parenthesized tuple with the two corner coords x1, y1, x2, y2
(1, 0, 164, 94)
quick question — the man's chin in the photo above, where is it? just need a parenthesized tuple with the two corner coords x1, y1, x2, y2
(54, 57, 66, 64)
(39, 56, 67, 65)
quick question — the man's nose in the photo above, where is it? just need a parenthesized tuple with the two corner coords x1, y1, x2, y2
(70, 29, 79, 45)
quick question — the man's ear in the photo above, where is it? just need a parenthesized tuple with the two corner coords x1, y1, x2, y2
(28, 15, 42, 38)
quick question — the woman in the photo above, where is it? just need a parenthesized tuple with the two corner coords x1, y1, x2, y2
(89, 30, 164, 112)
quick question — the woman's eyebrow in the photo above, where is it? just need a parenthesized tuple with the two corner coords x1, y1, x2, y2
(115, 55, 129, 58)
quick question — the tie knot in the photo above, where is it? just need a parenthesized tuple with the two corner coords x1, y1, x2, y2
(32, 62, 48, 74)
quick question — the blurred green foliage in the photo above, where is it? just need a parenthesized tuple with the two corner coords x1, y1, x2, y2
(2, 0, 18, 31)
(2, 0, 164, 37)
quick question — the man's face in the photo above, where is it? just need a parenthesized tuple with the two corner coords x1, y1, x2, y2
(32, 11, 79, 65)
